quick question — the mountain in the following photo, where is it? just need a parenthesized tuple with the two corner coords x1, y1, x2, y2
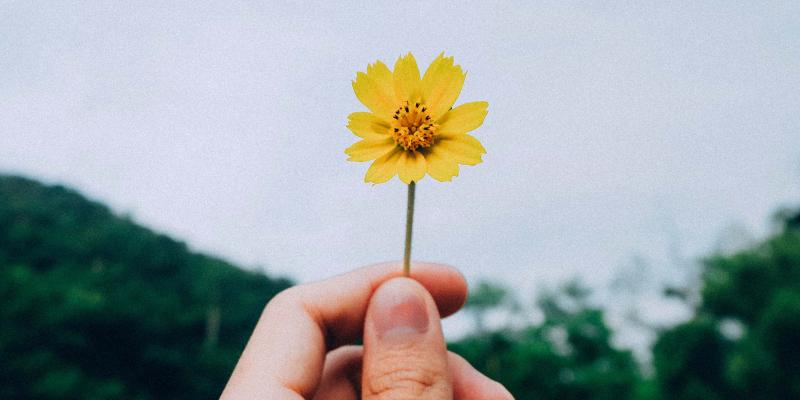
(0, 175, 292, 399)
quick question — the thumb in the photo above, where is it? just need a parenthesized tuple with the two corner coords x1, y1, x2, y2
(362, 277, 453, 400)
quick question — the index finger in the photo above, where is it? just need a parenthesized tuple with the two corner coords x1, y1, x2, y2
(220, 262, 467, 399)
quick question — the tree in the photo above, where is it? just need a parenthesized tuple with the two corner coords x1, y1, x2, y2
(652, 208, 800, 400)
(0, 175, 292, 399)
(452, 280, 640, 400)
(463, 280, 512, 333)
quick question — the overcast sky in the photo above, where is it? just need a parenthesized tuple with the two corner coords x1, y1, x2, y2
(2, 1, 799, 339)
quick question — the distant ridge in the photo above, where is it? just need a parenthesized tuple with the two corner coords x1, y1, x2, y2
(0, 174, 292, 399)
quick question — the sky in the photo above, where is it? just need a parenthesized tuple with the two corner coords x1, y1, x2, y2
(2, 1, 799, 341)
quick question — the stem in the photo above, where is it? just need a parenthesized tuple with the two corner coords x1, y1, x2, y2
(403, 181, 416, 277)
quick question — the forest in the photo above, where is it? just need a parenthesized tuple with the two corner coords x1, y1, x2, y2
(2, 174, 799, 399)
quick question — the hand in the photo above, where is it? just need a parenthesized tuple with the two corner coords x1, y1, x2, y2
(221, 262, 513, 399)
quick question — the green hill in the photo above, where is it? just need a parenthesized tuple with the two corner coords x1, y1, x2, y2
(0, 175, 292, 399)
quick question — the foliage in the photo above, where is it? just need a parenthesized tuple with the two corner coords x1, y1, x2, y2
(452, 281, 641, 400)
(453, 210, 800, 399)
(463, 280, 513, 333)
(652, 208, 800, 400)
(0, 175, 292, 399)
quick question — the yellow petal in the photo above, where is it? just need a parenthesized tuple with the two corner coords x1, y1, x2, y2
(347, 112, 390, 139)
(345, 137, 397, 162)
(352, 61, 397, 119)
(397, 150, 427, 184)
(420, 53, 466, 120)
(365, 148, 403, 183)
(424, 146, 459, 182)
(438, 101, 489, 134)
(393, 52, 420, 103)
(434, 134, 486, 166)
(421, 53, 447, 86)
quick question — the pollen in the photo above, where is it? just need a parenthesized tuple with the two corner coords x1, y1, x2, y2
(390, 101, 438, 151)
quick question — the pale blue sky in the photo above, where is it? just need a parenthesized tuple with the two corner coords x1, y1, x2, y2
(2, 1, 799, 340)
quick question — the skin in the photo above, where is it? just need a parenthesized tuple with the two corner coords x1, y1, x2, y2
(221, 262, 514, 400)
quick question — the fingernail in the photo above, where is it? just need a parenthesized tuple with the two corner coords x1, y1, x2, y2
(371, 278, 430, 340)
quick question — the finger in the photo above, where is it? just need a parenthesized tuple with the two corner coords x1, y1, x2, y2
(315, 346, 513, 400)
(450, 353, 514, 400)
(361, 278, 452, 399)
(313, 346, 361, 400)
(221, 262, 467, 399)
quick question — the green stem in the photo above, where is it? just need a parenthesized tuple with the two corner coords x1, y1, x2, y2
(403, 181, 416, 277)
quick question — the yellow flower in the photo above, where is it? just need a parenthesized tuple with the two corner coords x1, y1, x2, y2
(345, 52, 488, 184)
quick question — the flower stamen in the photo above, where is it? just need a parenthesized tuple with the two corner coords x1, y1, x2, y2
(390, 101, 438, 151)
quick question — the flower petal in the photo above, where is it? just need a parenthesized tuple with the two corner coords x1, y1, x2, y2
(434, 134, 486, 166)
(393, 52, 420, 103)
(420, 53, 466, 120)
(365, 148, 403, 183)
(397, 150, 427, 184)
(352, 61, 397, 119)
(347, 112, 390, 139)
(438, 101, 489, 134)
(424, 146, 459, 182)
(345, 137, 397, 162)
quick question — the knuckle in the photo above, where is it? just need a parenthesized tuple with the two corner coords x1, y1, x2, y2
(365, 351, 448, 399)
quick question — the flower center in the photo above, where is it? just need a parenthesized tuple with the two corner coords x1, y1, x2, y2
(390, 101, 438, 151)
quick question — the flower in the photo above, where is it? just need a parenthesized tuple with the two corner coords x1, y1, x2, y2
(345, 52, 488, 184)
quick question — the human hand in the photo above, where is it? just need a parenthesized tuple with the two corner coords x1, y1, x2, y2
(221, 262, 513, 399)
